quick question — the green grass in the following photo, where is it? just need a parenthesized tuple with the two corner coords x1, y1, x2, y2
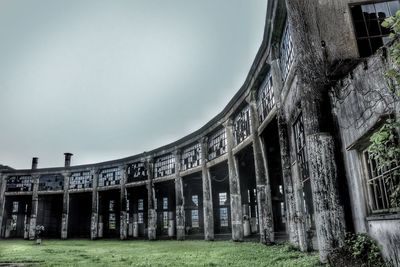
(0, 239, 320, 267)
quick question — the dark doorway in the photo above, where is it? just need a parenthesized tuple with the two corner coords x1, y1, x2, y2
(182, 172, 204, 239)
(99, 190, 120, 238)
(37, 194, 63, 238)
(3, 195, 31, 238)
(155, 180, 176, 238)
(127, 186, 148, 238)
(68, 193, 91, 238)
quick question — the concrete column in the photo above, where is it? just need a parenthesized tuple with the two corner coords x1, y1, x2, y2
(174, 150, 185, 241)
(91, 169, 99, 240)
(224, 120, 244, 241)
(120, 165, 128, 240)
(29, 175, 39, 240)
(307, 133, 346, 262)
(133, 213, 139, 238)
(200, 138, 214, 241)
(247, 93, 275, 244)
(146, 157, 157, 240)
(0, 174, 7, 238)
(61, 172, 70, 239)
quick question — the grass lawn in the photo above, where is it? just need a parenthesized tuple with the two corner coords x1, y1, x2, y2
(0, 239, 321, 266)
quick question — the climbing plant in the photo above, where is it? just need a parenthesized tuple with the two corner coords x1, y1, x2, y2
(368, 11, 400, 208)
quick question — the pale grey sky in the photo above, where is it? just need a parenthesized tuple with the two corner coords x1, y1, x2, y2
(0, 0, 267, 169)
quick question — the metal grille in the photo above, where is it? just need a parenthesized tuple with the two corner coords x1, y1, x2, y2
(257, 75, 275, 123)
(208, 127, 227, 160)
(293, 113, 309, 182)
(127, 162, 148, 183)
(69, 171, 92, 189)
(181, 143, 202, 171)
(154, 154, 175, 178)
(280, 24, 294, 81)
(6, 176, 32, 192)
(364, 151, 400, 213)
(98, 167, 121, 187)
(233, 105, 252, 145)
(39, 174, 64, 191)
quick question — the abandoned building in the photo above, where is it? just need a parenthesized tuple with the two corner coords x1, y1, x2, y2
(0, 0, 399, 264)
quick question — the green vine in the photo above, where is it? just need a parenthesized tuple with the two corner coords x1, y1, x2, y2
(367, 11, 400, 209)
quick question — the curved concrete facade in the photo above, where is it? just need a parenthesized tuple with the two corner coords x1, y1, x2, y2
(1, 0, 400, 264)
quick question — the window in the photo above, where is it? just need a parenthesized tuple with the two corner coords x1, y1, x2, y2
(219, 192, 227, 206)
(363, 150, 400, 213)
(191, 210, 199, 228)
(257, 75, 275, 123)
(293, 113, 309, 182)
(12, 201, 19, 213)
(280, 24, 294, 81)
(192, 195, 199, 206)
(6, 176, 33, 192)
(154, 154, 175, 178)
(220, 207, 229, 227)
(138, 199, 144, 211)
(351, 1, 400, 57)
(39, 174, 64, 191)
(163, 197, 168, 210)
(233, 105, 252, 145)
(109, 200, 115, 212)
(127, 162, 148, 183)
(208, 128, 227, 160)
(163, 211, 169, 229)
(181, 143, 202, 171)
(70, 171, 92, 189)
(138, 212, 144, 224)
(98, 167, 121, 187)
(109, 213, 116, 230)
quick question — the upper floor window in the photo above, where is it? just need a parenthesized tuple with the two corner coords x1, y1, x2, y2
(351, 1, 400, 57)
(233, 105, 252, 145)
(257, 75, 275, 123)
(208, 127, 227, 160)
(127, 161, 148, 183)
(181, 143, 202, 171)
(39, 174, 64, 191)
(154, 154, 175, 178)
(280, 24, 294, 81)
(6, 176, 32, 192)
(70, 171, 92, 189)
(98, 167, 121, 187)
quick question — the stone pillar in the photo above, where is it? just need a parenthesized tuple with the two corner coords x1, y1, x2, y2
(307, 133, 346, 262)
(0, 174, 7, 238)
(29, 175, 39, 240)
(174, 150, 185, 241)
(91, 169, 99, 240)
(120, 165, 128, 240)
(200, 138, 214, 241)
(61, 172, 70, 239)
(224, 119, 244, 241)
(247, 93, 274, 244)
(146, 157, 157, 240)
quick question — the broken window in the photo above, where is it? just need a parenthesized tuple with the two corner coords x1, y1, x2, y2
(293, 113, 309, 182)
(191, 210, 199, 228)
(363, 150, 400, 213)
(138, 212, 144, 224)
(127, 162, 148, 183)
(219, 207, 229, 227)
(280, 24, 294, 81)
(98, 167, 121, 187)
(192, 195, 199, 207)
(12, 201, 19, 213)
(208, 127, 227, 160)
(69, 171, 92, 189)
(181, 143, 202, 171)
(163, 211, 169, 229)
(233, 105, 252, 145)
(351, 1, 400, 57)
(219, 192, 227, 206)
(154, 154, 175, 178)
(163, 197, 168, 210)
(39, 174, 64, 191)
(6, 176, 32, 192)
(257, 75, 275, 123)
(138, 199, 144, 211)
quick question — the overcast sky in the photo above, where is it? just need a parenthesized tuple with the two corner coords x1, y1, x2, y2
(0, 0, 267, 169)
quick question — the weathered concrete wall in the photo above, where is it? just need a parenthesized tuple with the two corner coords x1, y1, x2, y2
(331, 45, 400, 261)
